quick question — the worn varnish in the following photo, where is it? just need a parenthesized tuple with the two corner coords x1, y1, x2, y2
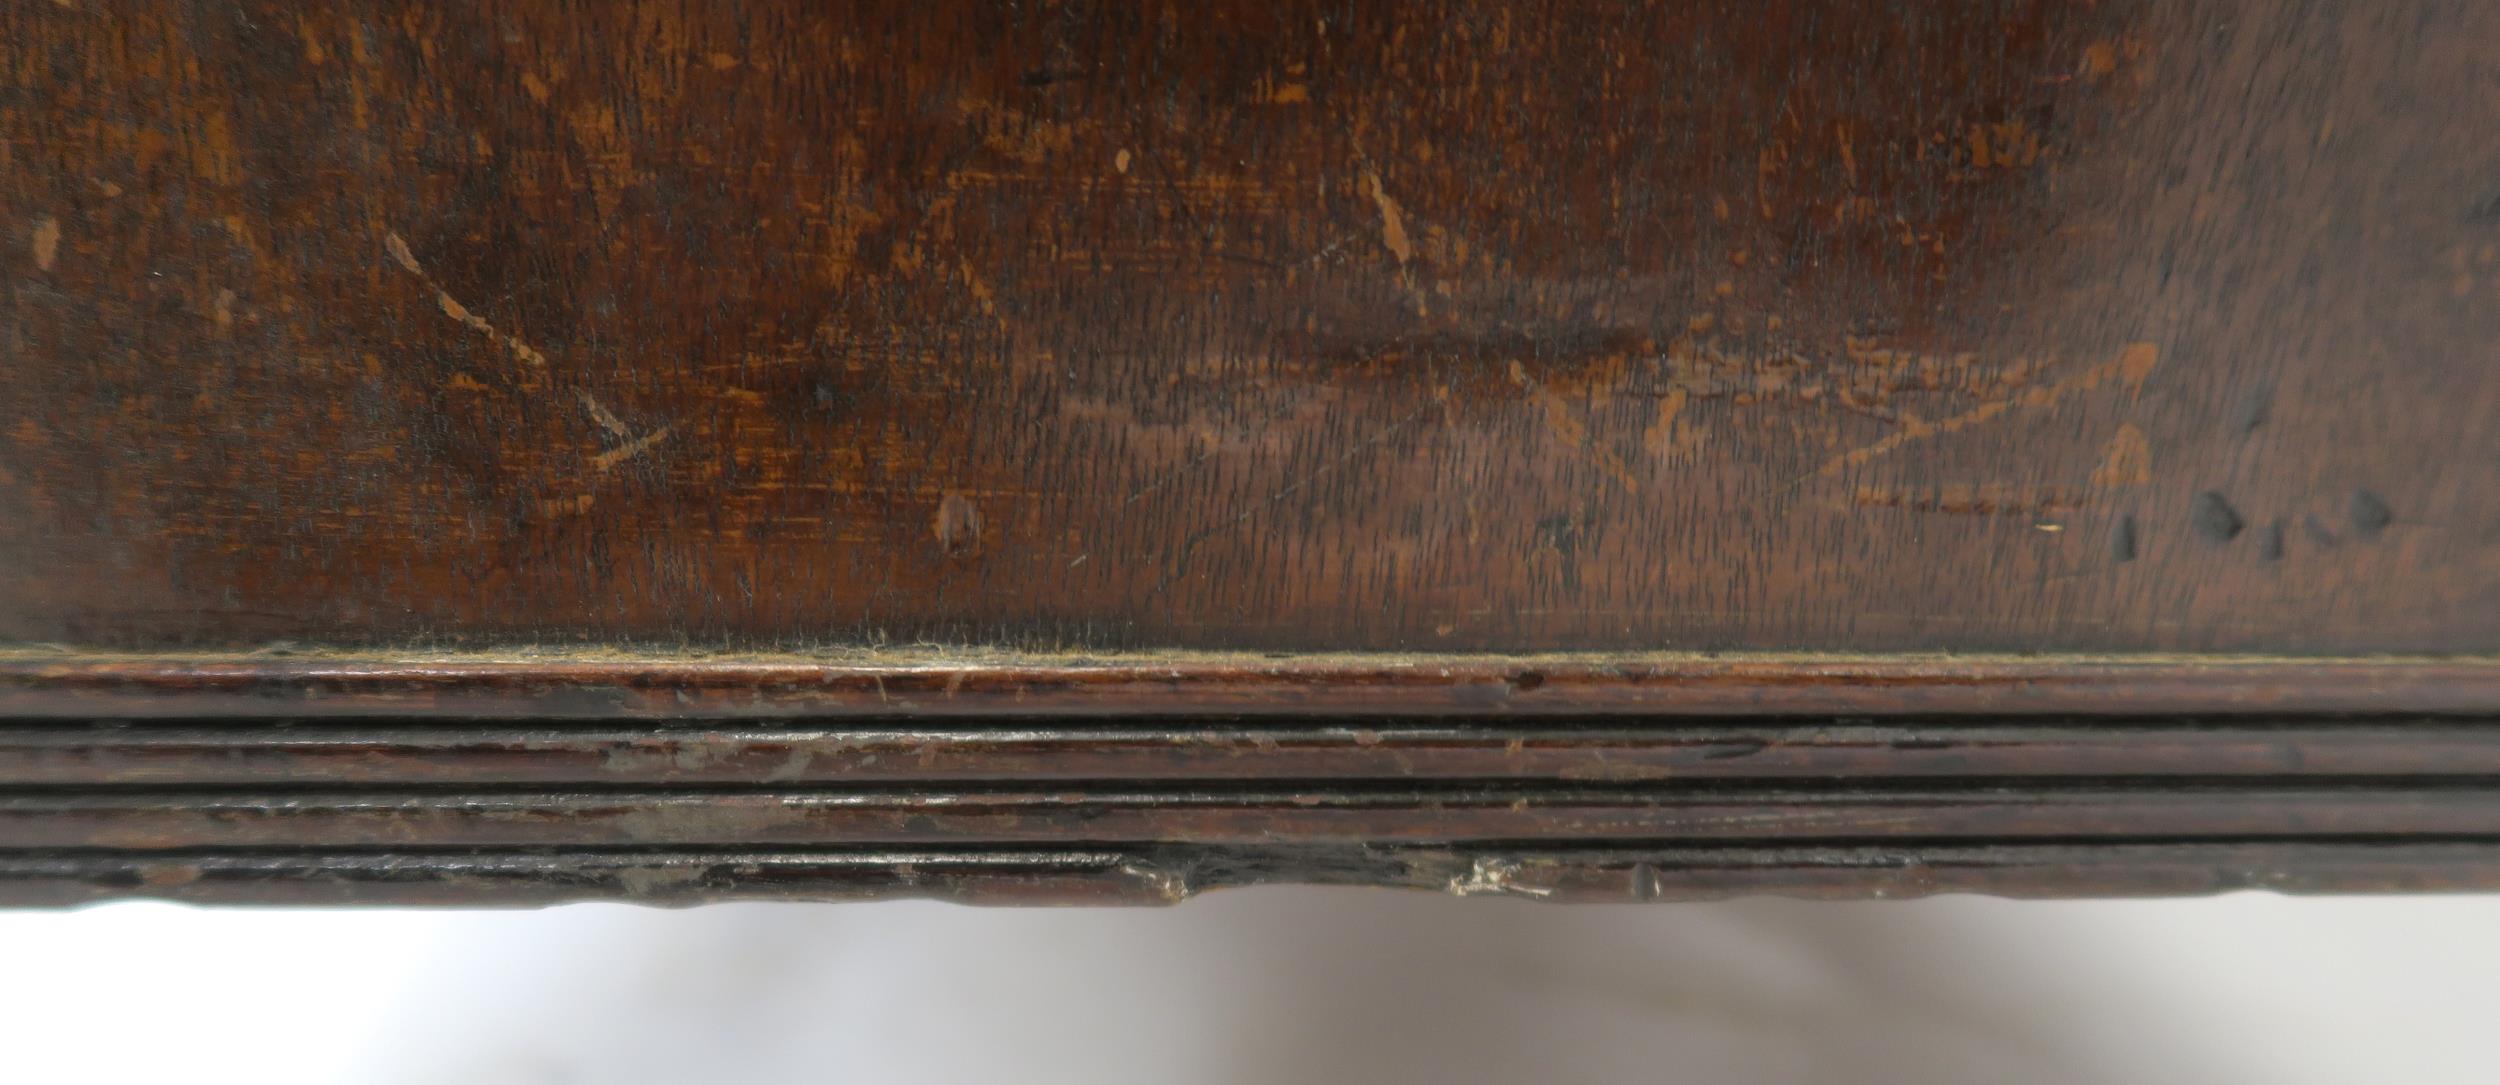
(5, 1, 2496, 652)
(6, 2, 2500, 905)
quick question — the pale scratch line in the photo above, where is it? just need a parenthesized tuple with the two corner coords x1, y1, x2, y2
(31, 214, 61, 271)
(577, 390, 633, 438)
(1120, 448, 1214, 507)
(384, 230, 677, 497)
(1151, 402, 1435, 591)
(1512, 365, 1643, 495)
(1798, 341, 2159, 485)
(1295, 233, 1348, 269)
(1363, 171, 1414, 265)
(384, 230, 551, 370)
(589, 424, 674, 471)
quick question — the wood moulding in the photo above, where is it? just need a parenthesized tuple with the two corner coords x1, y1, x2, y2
(10, 3, 2500, 906)
(6, 652, 2500, 906)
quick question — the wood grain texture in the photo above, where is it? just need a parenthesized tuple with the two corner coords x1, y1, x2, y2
(8, 3, 2500, 906)
(5, 0, 2496, 654)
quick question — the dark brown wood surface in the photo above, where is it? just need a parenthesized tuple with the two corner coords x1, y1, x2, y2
(7, 0, 2496, 654)
(8, 2, 2500, 906)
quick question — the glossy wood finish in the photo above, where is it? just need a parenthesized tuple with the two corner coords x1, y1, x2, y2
(6, 0, 2497, 654)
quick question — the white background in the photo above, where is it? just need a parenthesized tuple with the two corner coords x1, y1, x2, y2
(4, 889, 2496, 1083)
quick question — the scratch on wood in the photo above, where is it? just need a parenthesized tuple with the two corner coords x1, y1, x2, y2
(589, 425, 674, 471)
(1120, 448, 1214, 507)
(383, 230, 551, 370)
(1364, 171, 1414, 265)
(578, 391, 634, 439)
(1802, 342, 2159, 483)
(2090, 423, 2154, 488)
(384, 231, 669, 478)
(1513, 362, 1643, 494)
(1643, 387, 1708, 462)
(1152, 402, 1434, 590)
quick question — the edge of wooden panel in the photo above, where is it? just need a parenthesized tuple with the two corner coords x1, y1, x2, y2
(0, 650, 2497, 717)
(10, 842, 2500, 907)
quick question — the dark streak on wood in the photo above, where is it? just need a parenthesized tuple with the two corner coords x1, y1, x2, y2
(2191, 492, 2244, 544)
(2110, 515, 2139, 563)
(2351, 490, 2396, 540)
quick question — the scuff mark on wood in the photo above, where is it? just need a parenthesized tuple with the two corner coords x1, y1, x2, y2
(578, 391, 634, 439)
(935, 493, 983, 557)
(383, 230, 551, 370)
(1801, 342, 2159, 483)
(1363, 171, 1413, 265)
(588, 424, 674, 471)
(2090, 423, 2153, 488)
(1513, 362, 1643, 494)
(1448, 855, 1555, 899)
(30, 213, 61, 271)
(1150, 401, 1435, 589)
